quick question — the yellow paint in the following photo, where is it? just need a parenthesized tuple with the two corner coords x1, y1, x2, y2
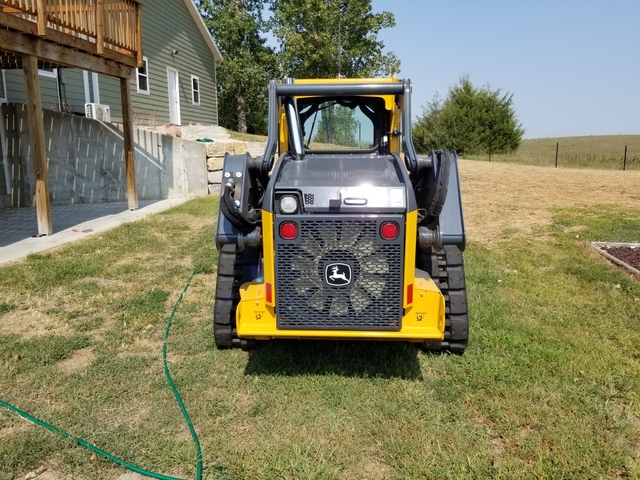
(236, 270, 444, 341)
(403, 209, 417, 307)
(261, 210, 276, 307)
(278, 110, 287, 155)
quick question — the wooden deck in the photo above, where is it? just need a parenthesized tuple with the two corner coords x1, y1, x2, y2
(0, 0, 142, 233)
(0, 0, 142, 69)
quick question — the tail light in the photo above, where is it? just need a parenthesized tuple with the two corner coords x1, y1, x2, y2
(280, 222, 298, 240)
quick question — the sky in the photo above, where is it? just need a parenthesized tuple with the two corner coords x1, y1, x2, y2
(369, 0, 640, 139)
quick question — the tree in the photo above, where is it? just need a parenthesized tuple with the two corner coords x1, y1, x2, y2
(270, 0, 400, 79)
(414, 75, 525, 156)
(312, 104, 359, 146)
(197, 0, 276, 134)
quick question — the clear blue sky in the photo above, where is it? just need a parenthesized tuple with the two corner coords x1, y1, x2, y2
(370, 0, 640, 139)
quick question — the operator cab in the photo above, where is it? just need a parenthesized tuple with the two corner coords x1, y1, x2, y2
(296, 96, 389, 154)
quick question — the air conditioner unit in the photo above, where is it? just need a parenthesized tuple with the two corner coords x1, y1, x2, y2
(85, 103, 111, 122)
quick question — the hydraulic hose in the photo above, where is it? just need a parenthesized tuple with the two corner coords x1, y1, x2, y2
(0, 269, 202, 480)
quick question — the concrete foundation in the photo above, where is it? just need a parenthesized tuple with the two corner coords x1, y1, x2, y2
(0, 103, 208, 207)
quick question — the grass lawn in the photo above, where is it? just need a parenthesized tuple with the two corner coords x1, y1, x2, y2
(465, 134, 640, 171)
(1, 163, 639, 479)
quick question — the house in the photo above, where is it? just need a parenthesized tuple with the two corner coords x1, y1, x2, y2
(0, 0, 222, 127)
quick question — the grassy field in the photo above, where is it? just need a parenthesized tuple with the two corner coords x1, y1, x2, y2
(1, 163, 640, 479)
(465, 134, 640, 170)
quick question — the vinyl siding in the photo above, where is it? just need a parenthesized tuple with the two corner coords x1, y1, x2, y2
(1, 0, 218, 127)
(59, 70, 89, 115)
(124, 0, 218, 126)
(4, 70, 60, 110)
(86, 0, 219, 126)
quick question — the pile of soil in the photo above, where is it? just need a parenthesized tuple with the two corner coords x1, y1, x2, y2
(602, 246, 640, 272)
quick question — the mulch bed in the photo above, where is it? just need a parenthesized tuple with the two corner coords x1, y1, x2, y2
(601, 246, 640, 272)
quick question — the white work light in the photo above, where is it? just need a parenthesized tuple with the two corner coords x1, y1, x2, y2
(280, 195, 298, 214)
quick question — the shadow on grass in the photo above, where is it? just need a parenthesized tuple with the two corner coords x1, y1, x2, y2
(244, 340, 423, 380)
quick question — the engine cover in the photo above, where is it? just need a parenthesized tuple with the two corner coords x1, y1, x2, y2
(273, 155, 408, 214)
(274, 214, 405, 330)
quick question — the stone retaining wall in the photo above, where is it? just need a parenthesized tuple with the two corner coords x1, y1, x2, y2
(205, 140, 248, 195)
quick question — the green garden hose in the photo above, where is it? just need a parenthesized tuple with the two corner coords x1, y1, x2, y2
(0, 269, 202, 480)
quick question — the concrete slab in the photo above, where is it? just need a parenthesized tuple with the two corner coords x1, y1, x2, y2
(0, 198, 191, 265)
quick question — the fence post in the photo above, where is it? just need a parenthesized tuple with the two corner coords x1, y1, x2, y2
(555, 142, 559, 168)
(623, 145, 627, 171)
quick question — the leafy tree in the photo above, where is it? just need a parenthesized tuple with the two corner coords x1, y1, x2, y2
(414, 75, 525, 156)
(197, 0, 276, 134)
(270, 0, 400, 79)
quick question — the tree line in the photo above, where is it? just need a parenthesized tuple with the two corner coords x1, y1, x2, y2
(196, 0, 398, 135)
(196, 1, 524, 155)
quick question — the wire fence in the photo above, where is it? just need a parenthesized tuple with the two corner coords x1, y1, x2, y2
(476, 141, 640, 171)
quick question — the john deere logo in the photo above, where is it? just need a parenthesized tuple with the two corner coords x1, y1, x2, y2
(325, 263, 352, 286)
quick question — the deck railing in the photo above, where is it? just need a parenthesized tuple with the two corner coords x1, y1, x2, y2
(0, 0, 142, 67)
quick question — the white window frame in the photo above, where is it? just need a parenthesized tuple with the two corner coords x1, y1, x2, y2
(191, 75, 200, 106)
(0, 70, 7, 103)
(136, 56, 150, 95)
(38, 68, 57, 78)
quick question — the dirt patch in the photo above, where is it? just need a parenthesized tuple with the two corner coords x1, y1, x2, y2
(459, 160, 640, 243)
(341, 458, 391, 480)
(0, 310, 71, 338)
(117, 338, 164, 358)
(75, 277, 126, 289)
(57, 347, 96, 373)
(0, 420, 32, 439)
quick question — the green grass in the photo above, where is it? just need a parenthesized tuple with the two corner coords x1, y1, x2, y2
(1, 195, 640, 479)
(466, 135, 640, 170)
(226, 130, 268, 142)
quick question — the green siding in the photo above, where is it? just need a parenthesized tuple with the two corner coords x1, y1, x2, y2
(4, 70, 60, 110)
(96, 0, 219, 126)
(60, 70, 88, 115)
(124, 0, 218, 126)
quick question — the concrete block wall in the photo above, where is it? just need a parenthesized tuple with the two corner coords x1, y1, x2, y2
(206, 140, 248, 195)
(0, 104, 208, 207)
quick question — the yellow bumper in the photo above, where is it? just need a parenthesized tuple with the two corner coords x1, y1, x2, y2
(236, 270, 445, 342)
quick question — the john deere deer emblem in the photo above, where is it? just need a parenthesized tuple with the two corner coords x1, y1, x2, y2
(325, 263, 352, 286)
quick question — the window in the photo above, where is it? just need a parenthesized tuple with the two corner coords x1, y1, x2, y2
(298, 97, 383, 151)
(137, 57, 149, 94)
(191, 75, 200, 105)
(38, 68, 57, 78)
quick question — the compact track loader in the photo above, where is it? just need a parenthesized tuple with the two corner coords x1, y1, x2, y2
(214, 77, 468, 353)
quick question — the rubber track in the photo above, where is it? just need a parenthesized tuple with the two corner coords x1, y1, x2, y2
(213, 244, 260, 348)
(419, 245, 469, 353)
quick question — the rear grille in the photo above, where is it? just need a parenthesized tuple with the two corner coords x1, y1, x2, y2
(275, 217, 403, 330)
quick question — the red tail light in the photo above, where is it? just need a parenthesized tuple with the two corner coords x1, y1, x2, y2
(280, 222, 298, 240)
(380, 222, 399, 240)
(407, 284, 413, 305)
(266, 282, 272, 303)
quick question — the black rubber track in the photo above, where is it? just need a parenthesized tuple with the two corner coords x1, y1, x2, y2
(213, 244, 260, 349)
(418, 245, 469, 354)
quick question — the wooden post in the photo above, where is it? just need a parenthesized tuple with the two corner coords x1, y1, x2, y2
(96, 0, 104, 54)
(135, 3, 143, 67)
(555, 142, 559, 168)
(22, 53, 52, 235)
(623, 145, 627, 171)
(35, 0, 46, 35)
(120, 77, 138, 210)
